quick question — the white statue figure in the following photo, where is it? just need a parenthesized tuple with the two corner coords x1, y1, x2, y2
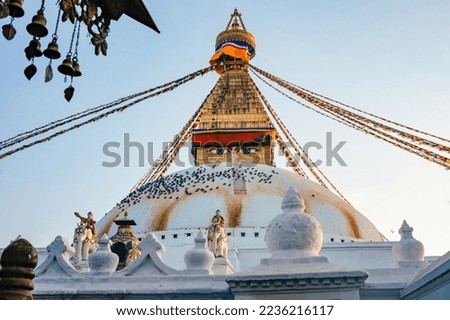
(71, 212, 98, 265)
(207, 210, 228, 258)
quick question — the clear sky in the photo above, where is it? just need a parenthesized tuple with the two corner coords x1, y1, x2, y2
(1, 1, 449, 256)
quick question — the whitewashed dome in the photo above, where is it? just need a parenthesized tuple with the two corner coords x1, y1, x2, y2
(97, 163, 383, 242)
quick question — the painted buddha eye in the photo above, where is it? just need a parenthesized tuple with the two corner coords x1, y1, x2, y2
(211, 148, 227, 155)
(242, 147, 257, 154)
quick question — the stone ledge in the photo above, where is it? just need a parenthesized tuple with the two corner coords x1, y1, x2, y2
(226, 271, 368, 292)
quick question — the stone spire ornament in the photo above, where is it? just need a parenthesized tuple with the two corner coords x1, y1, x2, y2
(265, 186, 323, 258)
(392, 220, 427, 269)
(184, 230, 215, 275)
(88, 234, 119, 276)
(280, 185, 306, 211)
(226, 186, 368, 299)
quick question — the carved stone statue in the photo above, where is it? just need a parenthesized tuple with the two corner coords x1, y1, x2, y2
(207, 210, 228, 258)
(74, 211, 98, 241)
(71, 211, 98, 269)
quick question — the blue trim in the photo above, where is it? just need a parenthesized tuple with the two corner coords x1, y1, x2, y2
(215, 40, 255, 56)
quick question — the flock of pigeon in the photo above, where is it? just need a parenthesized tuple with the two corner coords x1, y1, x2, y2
(116, 165, 280, 213)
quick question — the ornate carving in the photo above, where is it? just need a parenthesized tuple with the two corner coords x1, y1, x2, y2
(58, 0, 159, 56)
(35, 236, 79, 278)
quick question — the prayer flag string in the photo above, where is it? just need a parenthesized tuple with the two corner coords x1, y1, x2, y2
(131, 80, 223, 191)
(0, 66, 214, 160)
(249, 64, 450, 170)
(250, 76, 350, 203)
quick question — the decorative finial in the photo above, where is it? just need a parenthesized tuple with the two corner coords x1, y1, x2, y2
(392, 220, 427, 268)
(398, 220, 413, 239)
(88, 234, 119, 276)
(265, 186, 323, 257)
(281, 186, 305, 212)
(184, 230, 215, 275)
(228, 8, 245, 30)
(209, 8, 256, 73)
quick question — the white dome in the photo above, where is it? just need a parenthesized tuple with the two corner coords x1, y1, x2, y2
(97, 163, 383, 242)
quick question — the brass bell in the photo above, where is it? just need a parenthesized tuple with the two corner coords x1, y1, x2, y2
(43, 40, 61, 60)
(0, 1, 10, 19)
(24, 38, 43, 60)
(7, 0, 24, 18)
(57, 58, 74, 76)
(72, 60, 82, 77)
(26, 10, 48, 38)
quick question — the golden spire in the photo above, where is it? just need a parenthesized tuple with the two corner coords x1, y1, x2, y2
(226, 8, 247, 30)
(210, 9, 256, 70)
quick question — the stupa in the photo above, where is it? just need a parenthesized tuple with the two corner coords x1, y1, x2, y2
(3, 8, 450, 301)
(96, 9, 383, 271)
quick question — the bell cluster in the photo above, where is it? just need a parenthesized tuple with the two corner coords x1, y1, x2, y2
(1, 0, 86, 102)
(1, 0, 159, 102)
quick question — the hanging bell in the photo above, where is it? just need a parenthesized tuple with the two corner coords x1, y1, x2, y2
(72, 60, 82, 77)
(43, 40, 61, 60)
(57, 58, 74, 76)
(26, 10, 48, 38)
(64, 85, 75, 102)
(2, 22, 15, 40)
(7, 0, 24, 18)
(0, 1, 10, 19)
(24, 38, 43, 60)
(24, 63, 37, 80)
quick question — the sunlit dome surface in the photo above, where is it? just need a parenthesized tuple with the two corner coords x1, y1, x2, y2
(98, 163, 383, 242)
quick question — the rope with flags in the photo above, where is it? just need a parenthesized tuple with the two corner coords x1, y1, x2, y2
(0, 66, 214, 160)
(130, 81, 222, 191)
(249, 64, 450, 170)
(1, 68, 211, 150)
(250, 67, 450, 168)
(283, 78, 450, 145)
(274, 133, 308, 178)
(249, 76, 350, 203)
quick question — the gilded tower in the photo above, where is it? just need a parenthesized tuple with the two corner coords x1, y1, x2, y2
(191, 9, 275, 166)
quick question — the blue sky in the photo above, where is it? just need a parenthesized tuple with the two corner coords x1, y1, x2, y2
(1, 1, 449, 256)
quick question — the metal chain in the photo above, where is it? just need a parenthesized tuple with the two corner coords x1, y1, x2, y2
(51, 4, 62, 41)
(66, 19, 78, 58)
(73, 19, 81, 60)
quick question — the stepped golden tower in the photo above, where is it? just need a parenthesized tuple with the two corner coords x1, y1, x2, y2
(191, 9, 275, 166)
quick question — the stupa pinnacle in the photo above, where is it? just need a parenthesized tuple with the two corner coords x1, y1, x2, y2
(192, 9, 274, 166)
(209, 8, 256, 71)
